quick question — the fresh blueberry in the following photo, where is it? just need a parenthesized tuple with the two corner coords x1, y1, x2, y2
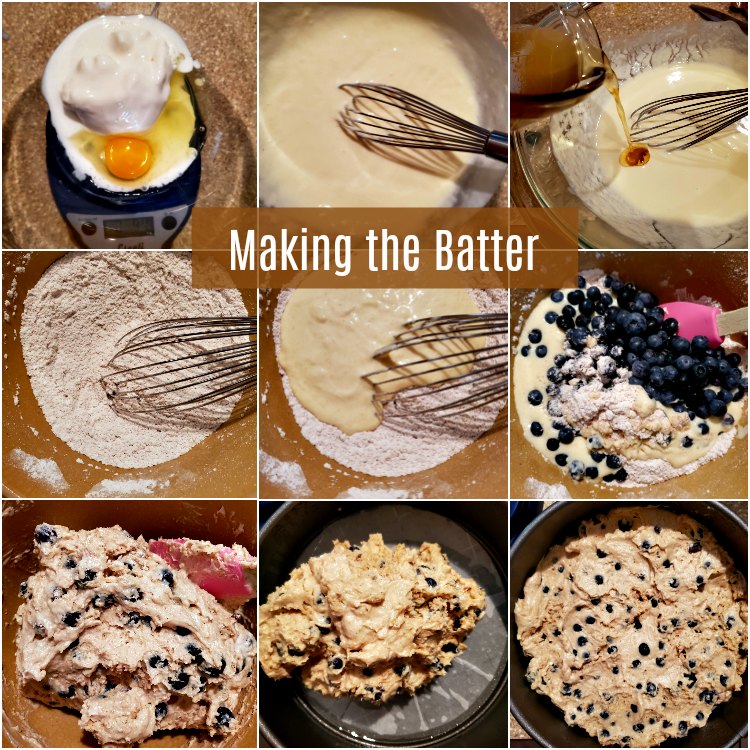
(660, 317, 677, 335)
(544, 311, 558, 324)
(647, 332, 666, 349)
(671, 336, 691, 354)
(215, 706, 235, 729)
(530, 421, 543, 437)
(649, 367, 665, 387)
(161, 569, 174, 587)
(34, 524, 58, 544)
(528, 390, 543, 406)
(691, 362, 707, 381)
(628, 336, 646, 354)
(567, 327, 589, 349)
(708, 399, 727, 417)
(529, 328, 542, 344)
(625, 313, 647, 336)
(168, 671, 190, 690)
(535, 345, 548, 357)
(555, 454, 568, 466)
(717, 388, 734, 403)
(726, 352, 742, 367)
(569, 460, 584, 481)
(631, 359, 650, 379)
(550, 290, 564, 302)
(558, 427, 574, 444)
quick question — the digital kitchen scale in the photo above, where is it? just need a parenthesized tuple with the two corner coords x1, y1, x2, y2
(45, 83, 206, 249)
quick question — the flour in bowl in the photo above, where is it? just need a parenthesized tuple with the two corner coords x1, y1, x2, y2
(20, 252, 247, 469)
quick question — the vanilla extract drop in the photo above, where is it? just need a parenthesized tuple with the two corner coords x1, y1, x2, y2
(620, 144, 650, 167)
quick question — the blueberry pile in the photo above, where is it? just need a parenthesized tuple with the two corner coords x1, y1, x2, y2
(553, 275, 746, 419)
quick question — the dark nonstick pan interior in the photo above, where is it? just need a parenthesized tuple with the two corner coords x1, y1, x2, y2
(259, 501, 508, 748)
(509, 501, 748, 748)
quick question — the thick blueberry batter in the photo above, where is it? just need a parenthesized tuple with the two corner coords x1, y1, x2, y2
(515, 506, 747, 747)
(15, 524, 255, 746)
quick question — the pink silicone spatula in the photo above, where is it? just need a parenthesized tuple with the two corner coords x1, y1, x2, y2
(149, 538, 256, 605)
(660, 301, 748, 347)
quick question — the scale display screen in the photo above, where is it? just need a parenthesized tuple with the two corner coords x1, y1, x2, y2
(102, 217, 155, 238)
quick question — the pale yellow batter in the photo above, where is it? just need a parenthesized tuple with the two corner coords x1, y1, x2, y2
(279, 288, 480, 434)
(596, 62, 748, 227)
(259, 3, 481, 207)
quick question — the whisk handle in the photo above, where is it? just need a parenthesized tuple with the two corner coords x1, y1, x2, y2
(484, 131, 509, 162)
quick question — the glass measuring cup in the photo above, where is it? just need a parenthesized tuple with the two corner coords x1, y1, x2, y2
(510, 2, 608, 123)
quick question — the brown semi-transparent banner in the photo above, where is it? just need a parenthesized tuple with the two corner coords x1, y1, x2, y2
(192, 207, 578, 288)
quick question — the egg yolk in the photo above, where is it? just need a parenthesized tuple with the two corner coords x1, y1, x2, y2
(104, 137, 153, 180)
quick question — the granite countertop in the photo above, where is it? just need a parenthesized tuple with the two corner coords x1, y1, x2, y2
(2, 1, 256, 248)
(509, 0, 742, 208)
(511, 499, 749, 746)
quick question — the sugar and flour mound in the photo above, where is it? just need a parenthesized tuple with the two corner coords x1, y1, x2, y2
(20, 252, 247, 469)
(271, 289, 507, 477)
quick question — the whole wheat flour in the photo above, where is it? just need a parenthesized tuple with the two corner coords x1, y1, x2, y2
(271, 289, 507, 477)
(20, 252, 247, 469)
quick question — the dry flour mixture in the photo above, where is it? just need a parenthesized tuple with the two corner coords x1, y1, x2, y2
(20, 252, 247, 469)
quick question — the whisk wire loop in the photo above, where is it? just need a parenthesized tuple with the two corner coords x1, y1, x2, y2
(102, 316, 257, 416)
(630, 88, 748, 150)
(364, 312, 508, 418)
(339, 83, 508, 161)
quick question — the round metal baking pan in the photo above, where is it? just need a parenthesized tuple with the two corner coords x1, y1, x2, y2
(259, 501, 508, 747)
(510, 501, 748, 748)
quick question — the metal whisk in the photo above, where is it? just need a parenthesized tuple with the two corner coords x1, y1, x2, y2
(630, 88, 749, 150)
(102, 317, 256, 416)
(364, 313, 508, 418)
(339, 83, 509, 162)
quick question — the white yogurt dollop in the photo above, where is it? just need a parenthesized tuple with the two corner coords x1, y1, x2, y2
(43, 15, 195, 139)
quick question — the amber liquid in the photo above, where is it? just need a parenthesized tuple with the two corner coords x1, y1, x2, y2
(604, 56, 650, 167)
(511, 26, 650, 167)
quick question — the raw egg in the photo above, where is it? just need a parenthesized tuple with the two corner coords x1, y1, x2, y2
(69, 71, 198, 191)
(42, 15, 199, 192)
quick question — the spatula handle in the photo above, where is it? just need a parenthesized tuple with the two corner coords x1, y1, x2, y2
(717, 307, 748, 337)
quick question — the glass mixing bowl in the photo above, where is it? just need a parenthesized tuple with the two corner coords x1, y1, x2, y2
(512, 20, 748, 248)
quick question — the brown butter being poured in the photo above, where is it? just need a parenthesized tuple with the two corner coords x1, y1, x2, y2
(603, 53, 650, 167)
(510, 26, 649, 167)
